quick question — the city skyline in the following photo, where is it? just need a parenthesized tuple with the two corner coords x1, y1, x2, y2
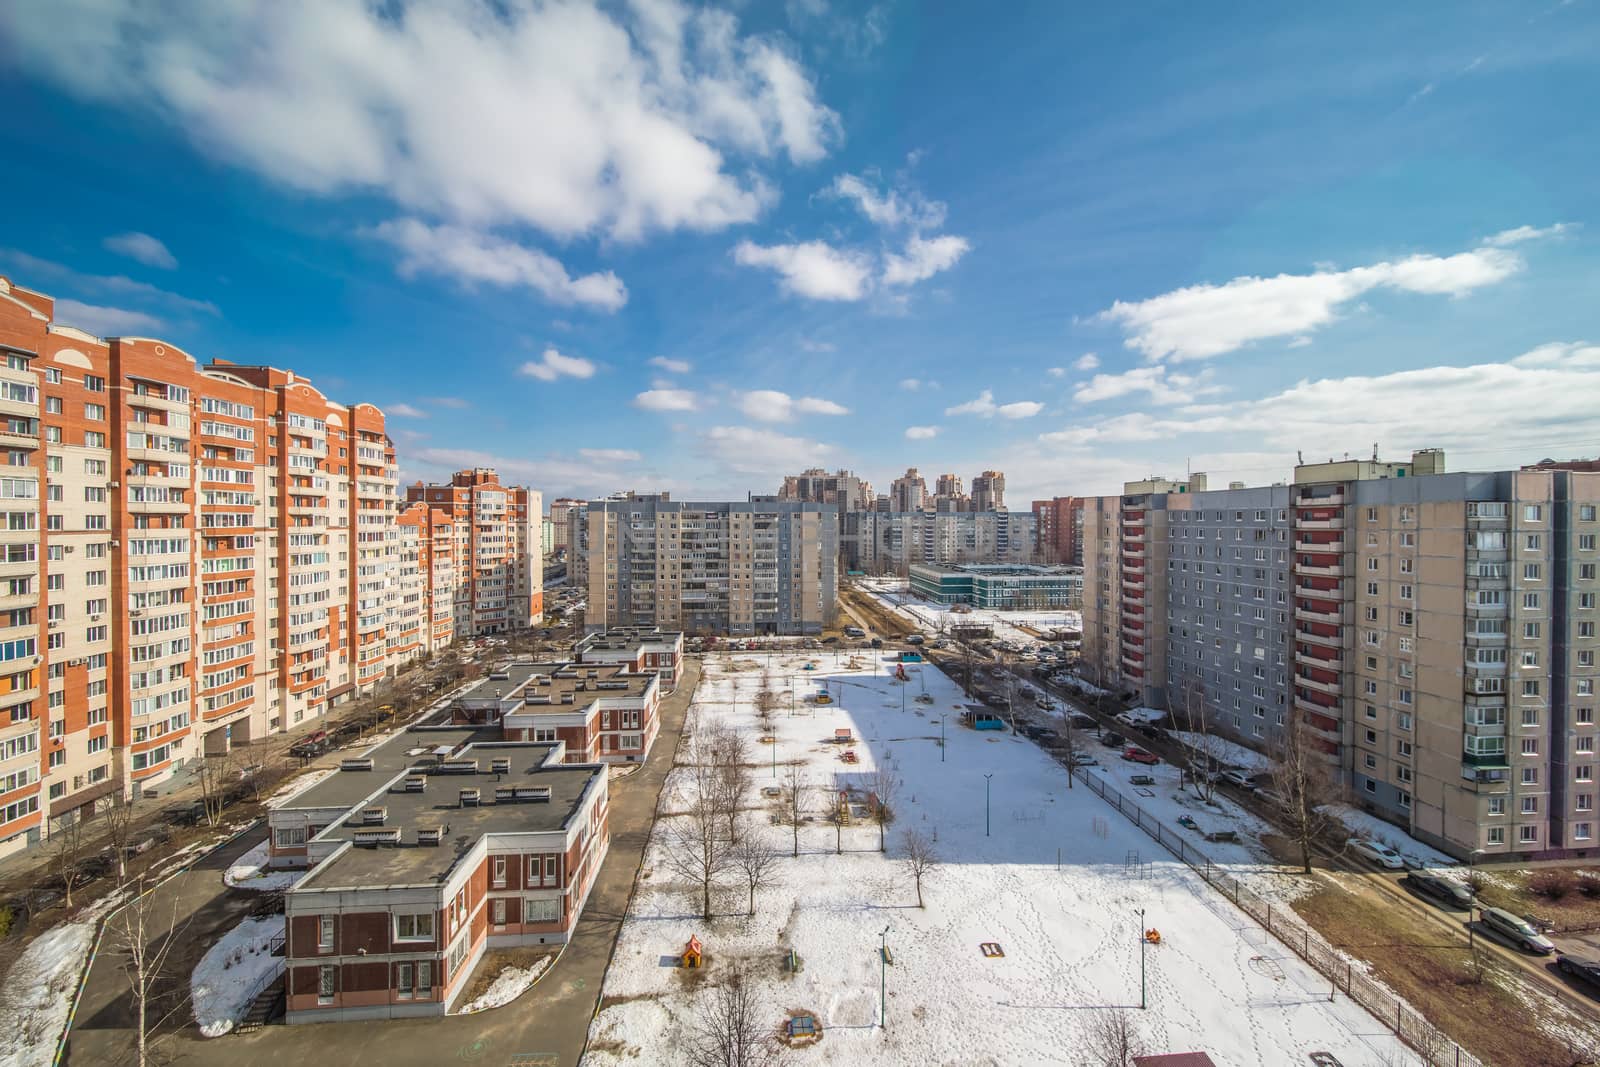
(0, 3, 1595, 504)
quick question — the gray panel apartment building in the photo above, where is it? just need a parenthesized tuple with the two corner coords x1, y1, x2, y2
(582, 496, 838, 636)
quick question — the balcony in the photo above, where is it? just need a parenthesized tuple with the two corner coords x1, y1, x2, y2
(129, 496, 188, 515)
(1466, 508, 1508, 527)
(1122, 529, 1146, 544)
(1461, 749, 1510, 769)
(1294, 671, 1342, 697)
(1293, 539, 1343, 554)
(1297, 489, 1346, 508)
(1293, 605, 1341, 626)
(1461, 767, 1510, 793)
(1465, 600, 1508, 617)
(1295, 624, 1341, 648)
(1296, 642, 1341, 664)
(1296, 515, 1345, 531)
(1295, 561, 1345, 579)
(128, 391, 189, 415)
(0, 428, 39, 450)
(1294, 690, 1339, 716)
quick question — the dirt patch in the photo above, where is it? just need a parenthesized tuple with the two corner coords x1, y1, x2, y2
(598, 991, 665, 1010)
(1468, 867, 1600, 932)
(1294, 876, 1588, 1067)
(455, 945, 557, 1008)
(586, 1036, 640, 1058)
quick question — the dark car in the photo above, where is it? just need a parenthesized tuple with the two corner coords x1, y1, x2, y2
(906, 634, 925, 645)
(1404, 872, 1475, 910)
(1070, 714, 1097, 729)
(1558, 954, 1600, 989)
(1100, 731, 1125, 748)
(870, 638, 883, 649)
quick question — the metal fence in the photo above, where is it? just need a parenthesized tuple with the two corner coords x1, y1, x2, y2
(1077, 769, 1486, 1067)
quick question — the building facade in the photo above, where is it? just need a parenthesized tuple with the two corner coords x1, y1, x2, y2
(909, 563, 1082, 609)
(405, 469, 542, 637)
(889, 469, 928, 513)
(1032, 496, 1085, 565)
(1081, 450, 1600, 862)
(778, 469, 872, 512)
(581, 496, 837, 635)
(839, 510, 1037, 574)
(0, 275, 424, 856)
(970, 470, 1006, 512)
(548, 497, 583, 553)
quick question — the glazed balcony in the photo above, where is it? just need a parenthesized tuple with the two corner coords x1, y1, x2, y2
(1297, 489, 1345, 508)
(128, 391, 190, 416)
(1293, 538, 1343, 554)
(1295, 515, 1345, 531)
(0, 427, 39, 450)
(1295, 560, 1345, 579)
(1294, 670, 1342, 697)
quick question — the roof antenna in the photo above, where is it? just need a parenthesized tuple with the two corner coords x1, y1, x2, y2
(1296, 450, 1303, 465)
(1372, 442, 1379, 461)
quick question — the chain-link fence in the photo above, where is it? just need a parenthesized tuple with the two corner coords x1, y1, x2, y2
(1077, 769, 1486, 1067)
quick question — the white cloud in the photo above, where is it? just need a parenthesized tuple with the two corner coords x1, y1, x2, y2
(1073, 366, 1225, 406)
(904, 425, 938, 440)
(519, 346, 596, 382)
(1482, 222, 1576, 247)
(1288, 336, 1312, 349)
(827, 172, 946, 230)
(943, 390, 1042, 419)
(648, 356, 692, 374)
(737, 389, 850, 421)
(579, 448, 642, 463)
(103, 231, 176, 269)
(899, 378, 924, 391)
(881, 234, 970, 287)
(2, 0, 839, 243)
(698, 424, 834, 476)
(51, 298, 163, 336)
(387, 402, 427, 418)
(633, 388, 701, 412)
(733, 239, 871, 301)
(1073, 352, 1100, 371)
(798, 338, 836, 353)
(2, 249, 217, 316)
(373, 219, 626, 311)
(1047, 367, 1066, 378)
(1098, 241, 1527, 362)
(407, 445, 645, 501)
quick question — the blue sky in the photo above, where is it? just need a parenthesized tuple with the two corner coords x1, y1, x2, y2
(1, 0, 1597, 505)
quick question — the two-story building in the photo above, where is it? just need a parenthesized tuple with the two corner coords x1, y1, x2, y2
(574, 627, 685, 690)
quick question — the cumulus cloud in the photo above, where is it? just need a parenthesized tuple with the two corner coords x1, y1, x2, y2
(1098, 240, 1531, 362)
(648, 356, 692, 374)
(387, 402, 427, 418)
(1047, 367, 1066, 378)
(899, 378, 925, 391)
(51, 299, 163, 337)
(826, 172, 946, 230)
(904, 425, 939, 440)
(944, 390, 1043, 419)
(733, 240, 871, 300)
(1074, 353, 1100, 371)
(103, 231, 176, 269)
(697, 424, 834, 476)
(1074, 366, 1224, 406)
(1482, 222, 1575, 247)
(1, 0, 838, 243)
(519, 346, 596, 382)
(579, 448, 642, 462)
(373, 219, 626, 311)
(881, 234, 971, 287)
(633, 388, 701, 412)
(737, 390, 850, 421)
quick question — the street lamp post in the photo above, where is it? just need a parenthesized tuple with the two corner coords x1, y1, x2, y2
(1138, 907, 1147, 1009)
(880, 924, 892, 1029)
(984, 772, 993, 837)
(940, 715, 946, 762)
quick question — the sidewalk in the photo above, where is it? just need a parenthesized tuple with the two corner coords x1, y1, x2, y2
(66, 657, 703, 1067)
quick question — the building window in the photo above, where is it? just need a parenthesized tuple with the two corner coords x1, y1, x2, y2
(1579, 765, 1595, 783)
(1520, 825, 1539, 844)
(1522, 796, 1540, 814)
(417, 962, 432, 995)
(492, 855, 506, 887)
(524, 896, 561, 923)
(318, 916, 334, 952)
(318, 965, 336, 1002)
(1488, 797, 1506, 815)
(397, 962, 413, 997)
(1578, 823, 1594, 842)
(275, 827, 306, 848)
(1487, 827, 1505, 845)
(394, 913, 434, 941)
(1525, 504, 1543, 522)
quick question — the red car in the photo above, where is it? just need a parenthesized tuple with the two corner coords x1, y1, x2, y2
(1121, 746, 1159, 765)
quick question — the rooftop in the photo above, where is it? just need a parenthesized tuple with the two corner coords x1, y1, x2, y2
(910, 563, 1082, 578)
(276, 722, 492, 813)
(575, 627, 684, 654)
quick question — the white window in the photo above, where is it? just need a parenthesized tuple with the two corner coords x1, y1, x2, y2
(1487, 797, 1506, 815)
(523, 897, 561, 923)
(1487, 827, 1505, 845)
(1577, 823, 1594, 842)
(397, 962, 413, 997)
(275, 827, 306, 848)
(491, 898, 507, 926)
(394, 913, 434, 941)
(1520, 825, 1539, 844)
(318, 916, 334, 951)
(318, 965, 336, 1001)
(492, 855, 507, 886)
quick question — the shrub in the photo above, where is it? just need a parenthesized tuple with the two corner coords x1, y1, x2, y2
(1464, 870, 1489, 895)
(1529, 869, 1576, 900)
(1578, 873, 1600, 899)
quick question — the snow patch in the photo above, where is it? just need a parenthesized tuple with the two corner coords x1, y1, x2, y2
(454, 954, 553, 1014)
(266, 767, 335, 808)
(191, 916, 285, 1037)
(0, 921, 96, 1067)
(224, 840, 303, 891)
(1325, 805, 1458, 869)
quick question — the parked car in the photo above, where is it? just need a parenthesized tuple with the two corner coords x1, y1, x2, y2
(1121, 746, 1159, 765)
(906, 634, 925, 645)
(1255, 788, 1290, 811)
(1099, 731, 1125, 748)
(870, 638, 883, 649)
(1404, 872, 1475, 909)
(844, 626, 866, 638)
(1070, 714, 1098, 729)
(1481, 907, 1556, 955)
(1347, 838, 1406, 870)
(1067, 753, 1099, 768)
(1216, 770, 1258, 792)
(1557, 954, 1600, 989)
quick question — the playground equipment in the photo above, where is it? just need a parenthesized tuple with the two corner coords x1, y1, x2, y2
(681, 935, 703, 968)
(840, 749, 859, 764)
(834, 728, 854, 743)
(837, 790, 852, 823)
(815, 691, 834, 705)
(1144, 929, 1162, 946)
(894, 663, 909, 682)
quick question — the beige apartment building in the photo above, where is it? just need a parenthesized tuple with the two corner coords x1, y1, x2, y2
(0, 275, 426, 856)
(1082, 451, 1600, 860)
(405, 469, 542, 637)
(582, 496, 837, 636)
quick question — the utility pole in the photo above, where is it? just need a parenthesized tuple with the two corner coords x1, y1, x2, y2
(1138, 907, 1147, 1009)
(984, 772, 993, 837)
(880, 924, 892, 1029)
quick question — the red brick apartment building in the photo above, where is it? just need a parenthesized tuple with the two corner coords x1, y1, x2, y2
(0, 275, 425, 857)
(450, 659, 663, 764)
(405, 469, 542, 637)
(574, 626, 685, 690)
(1032, 496, 1084, 565)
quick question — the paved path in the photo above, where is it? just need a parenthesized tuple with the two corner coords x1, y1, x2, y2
(66, 658, 702, 1067)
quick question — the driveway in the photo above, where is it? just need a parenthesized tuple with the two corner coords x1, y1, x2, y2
(66, 657, 702, 1067)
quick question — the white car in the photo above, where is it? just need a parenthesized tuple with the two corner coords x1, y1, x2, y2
(1347, 838, 1406, 869)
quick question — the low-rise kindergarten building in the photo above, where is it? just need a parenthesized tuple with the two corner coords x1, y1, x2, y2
(574, 627, 685, 689)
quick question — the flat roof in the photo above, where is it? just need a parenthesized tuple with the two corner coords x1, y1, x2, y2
(299, 742, 598, 889)
(277, 722, 492, 812)
(910, 563, 1082, 578)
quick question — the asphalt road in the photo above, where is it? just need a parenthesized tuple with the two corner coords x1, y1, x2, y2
(66, 657, 702, 1067)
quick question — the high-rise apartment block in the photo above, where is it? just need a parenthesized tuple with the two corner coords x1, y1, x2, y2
(1082, 450, 1600, 860)
(1032, 496, 1085, 565)
(404, 469, 542, 637)
(581, 496, 837, 635)
(970, 470, 1006, 512)
(778, 469, 872, 512)
(0, 276, 427, 856)
(839, 510, 1037, 574)
(548, 497, 584, 552)
(889, 468, 928, 513)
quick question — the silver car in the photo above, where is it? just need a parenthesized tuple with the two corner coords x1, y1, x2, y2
(1480, 907, 1555, 955)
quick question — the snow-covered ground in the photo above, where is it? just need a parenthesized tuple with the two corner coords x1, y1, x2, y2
(455, 954, 554, 1014)
(191, 915, 285, 1037)
(586, 652, 1425, 1066)
(0, 921, 96, 1067)
(1326, 805, 1458, 869)
(265, 767, 336, 808)
(223, 840, 304, 891)
(1168, 730, 1275, 774)
(857, 578, 1082, 647)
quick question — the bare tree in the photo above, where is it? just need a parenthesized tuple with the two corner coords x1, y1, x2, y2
(1087, 1009, 1147, 1067)
(730, 826, 782, 917)
(116, 878, 189, 1067)
(50, 815, 90, 910)
(1175, 677, 1220, 802)
(1059, 719, 1079, 789)
(1271, 707, 1341, 875)
(196, 754, 237, 828)
(899, 829, 940, 908)
(102, 789, 138, 884)
(869, 765, 898, 852)
(686, 967, 783, 1067)
(783, 763, 807, 858)
(709, 724, 753, 847)
(664, 729, 736, 921)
